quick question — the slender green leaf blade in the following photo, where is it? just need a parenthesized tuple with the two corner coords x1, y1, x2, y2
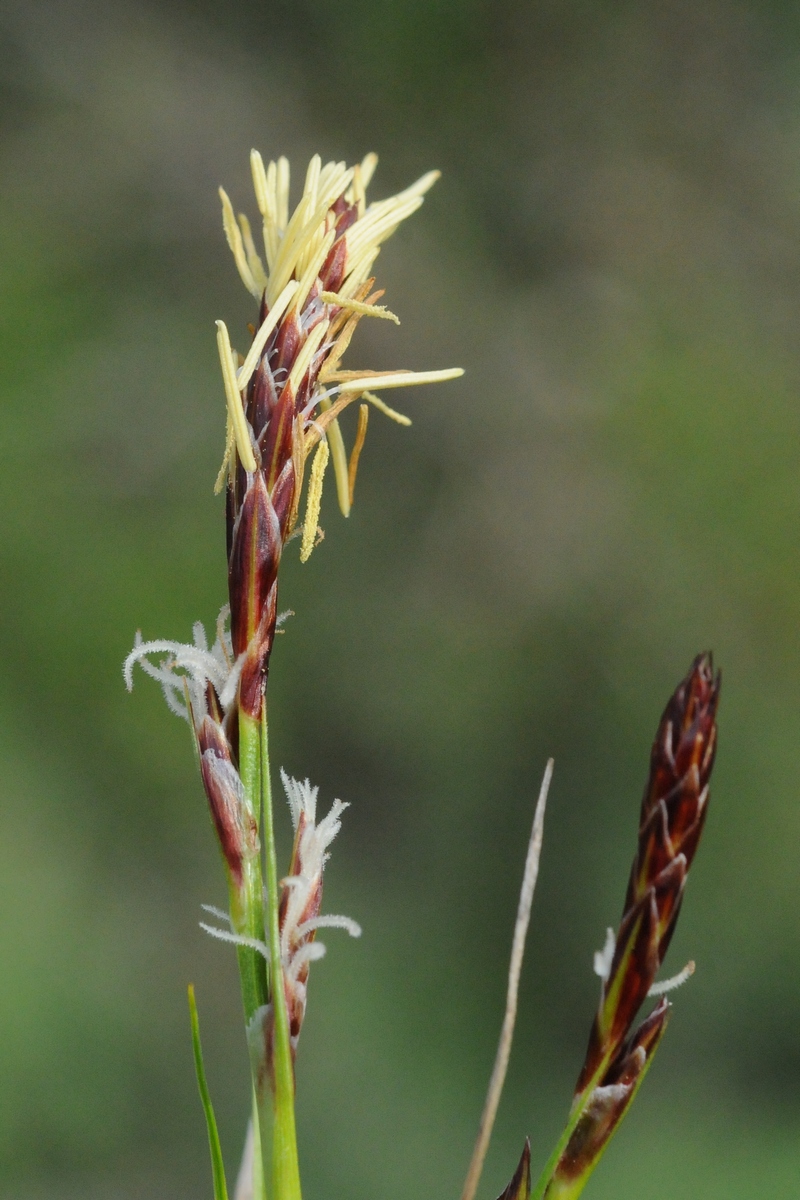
(189, 984, 230, 1200)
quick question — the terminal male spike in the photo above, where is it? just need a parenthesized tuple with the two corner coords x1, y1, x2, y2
(219, 153, 463, 723)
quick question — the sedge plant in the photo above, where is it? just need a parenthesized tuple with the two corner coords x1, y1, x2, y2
(124, 149, 720, 1200)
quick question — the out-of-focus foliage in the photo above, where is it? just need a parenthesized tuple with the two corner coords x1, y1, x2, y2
(1, 1, 799, 1197)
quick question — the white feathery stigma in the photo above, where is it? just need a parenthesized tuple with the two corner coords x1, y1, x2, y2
(123, 604, 242, 724)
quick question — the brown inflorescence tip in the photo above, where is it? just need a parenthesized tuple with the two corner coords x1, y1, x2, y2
(577, 652, 719, 1093)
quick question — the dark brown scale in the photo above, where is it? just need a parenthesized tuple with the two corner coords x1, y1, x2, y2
(228, 474, 282, 658)
(273, 309, 303, 376)
(198, 715, 247, 885)
(335, 205, 359, 237)
(248, 357, 280, 443)
(298, 344, 328, 413)
(319, 236, 348, 293)
(270, 462, 296, 541)
(258, 387, 296, 491)
(237, 586, 279, 719)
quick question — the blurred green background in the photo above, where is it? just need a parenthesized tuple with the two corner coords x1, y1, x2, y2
(2, 0, 800, 1196)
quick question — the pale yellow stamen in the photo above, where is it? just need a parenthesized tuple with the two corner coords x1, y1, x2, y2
(348, 404, 369, 505)
(236, 279, 299, 392)
(340, 247, 381, 298)
(344, 196, 425, 264)
(344, 170, 440, 264)
(300, 438, 329, 563)
(267, 166, 354, 305)
(292, 228, 336, 312)
(303, 367, 462, 454)
(251, 151, 280, 270)
(320, 292, 399, 324)
(251, 149, 270, 214)
(277, 157, 290, 232)
(319, 397, 351, 517)
(352, 162, 366, 218)
(237, 213, 268, 292)
(360, 152, 379, 189)
(213, 410, 236, 495)
(362, 389, 412, 426)
(219, 188, 260, 299)
(287, 320, 329, 395)
(338, 367, 464, 393)
(215, 320, 257, 473)
(303, 154, 321, 213)
(318, 311, 363, 381)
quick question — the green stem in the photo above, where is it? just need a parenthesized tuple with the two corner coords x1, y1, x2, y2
(250, 1088, 266, 1200)
(261, 705, 302, 1200)
(530, 1089, 593, 1200)
(531, 1049, 618, 1200)
(233, 710, 270, 1200)
(232, 713, 268, 1022)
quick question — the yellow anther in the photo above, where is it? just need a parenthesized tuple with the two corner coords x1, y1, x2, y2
(338, 367, 464, 392)
(348, 404, 370, 506)
(215, 321, 257, 473)
(303, 154, 322, 211)
(237, 213, 268, 292)
(287, 320, 329, 395)
(250, 149, 270, 215)
(360, 152, 379, 189)
(276, 157, 290, 231)
(219, 188, 261, 299)
(213, 411, 236, 494)
(300, 438, 329, 563)
(318, 397, 351, 517)
(292, 227, 335, 311)
(362, 389, 412, 426)
(320, 292, 400, 324)
(340, 246, 380, 297)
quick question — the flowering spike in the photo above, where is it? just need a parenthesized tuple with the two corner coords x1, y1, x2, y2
(276, 770, 360, 1055)
(577, 653, 719, 1092)
(534, 655, 720, 1200)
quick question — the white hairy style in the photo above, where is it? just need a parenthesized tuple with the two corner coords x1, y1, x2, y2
(123, 605, 242, 724)
(279, 769, 361, 982)
(593, 924, 695, 997)
(198, 772, 360, 978)
(280, 770, 320, 829)
(593, 927, 617, 983)
(648, 960, 695, 996)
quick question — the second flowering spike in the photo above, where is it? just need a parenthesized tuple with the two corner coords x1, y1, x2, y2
(533, 654, 720, 1200)
(578, 652, 720, 1090)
